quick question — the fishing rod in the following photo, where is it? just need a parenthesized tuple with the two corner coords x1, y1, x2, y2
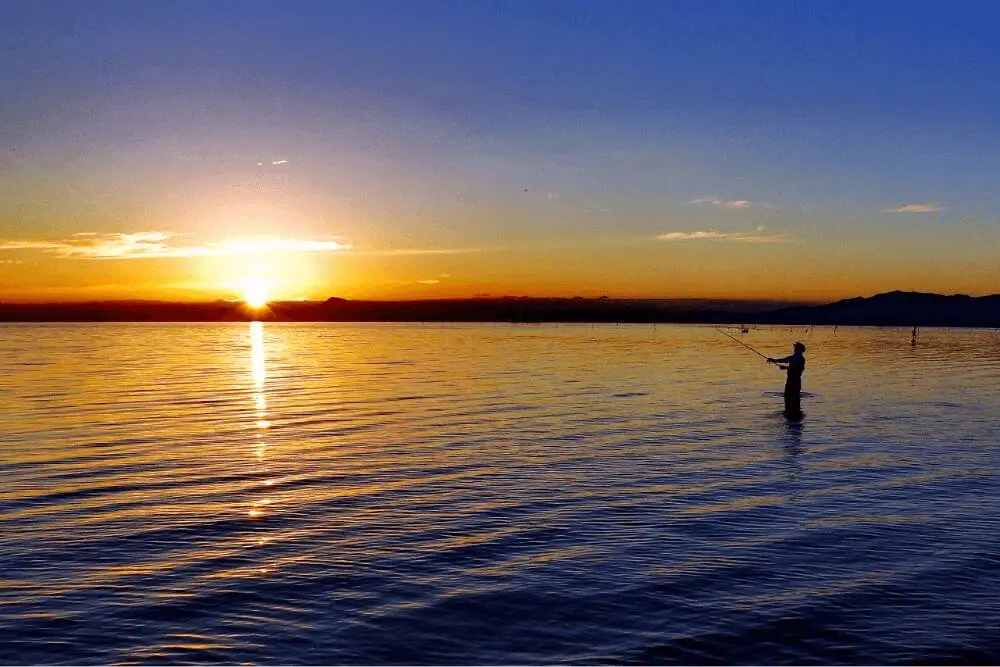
(716, 327, 772, 362)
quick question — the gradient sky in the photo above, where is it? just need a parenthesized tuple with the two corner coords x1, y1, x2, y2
(2, 0, 999, 302)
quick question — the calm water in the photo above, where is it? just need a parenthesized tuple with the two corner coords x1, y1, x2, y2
(2, 322, 1000, 664)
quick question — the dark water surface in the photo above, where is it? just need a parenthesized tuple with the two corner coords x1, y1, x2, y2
(2, 323, 1000, 664)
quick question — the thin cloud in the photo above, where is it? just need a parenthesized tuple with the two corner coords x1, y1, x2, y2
(687, 197, 754, 209)
(886, 203, 943, 213)
(656, 226, 790, 243)
(658, 230, 729, 241)
(0, 232, 352, 259)
(0, 234, 503, 260)
(0, 240, 69, 251)
(416, 273, 453, 284)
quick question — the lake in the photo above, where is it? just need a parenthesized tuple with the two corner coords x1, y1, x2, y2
(2, 322, 1000, 664)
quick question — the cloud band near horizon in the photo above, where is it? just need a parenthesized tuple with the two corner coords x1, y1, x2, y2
(0, 232, 509, 260)
(0, 232, 353, 259)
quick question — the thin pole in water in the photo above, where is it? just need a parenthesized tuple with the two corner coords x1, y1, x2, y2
(716, 327, 770, 361)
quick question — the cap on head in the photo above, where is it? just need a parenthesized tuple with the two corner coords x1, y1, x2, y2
(794, 342, 806, 352)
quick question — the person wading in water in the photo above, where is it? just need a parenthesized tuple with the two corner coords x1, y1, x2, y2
(767, 342, 806, 417)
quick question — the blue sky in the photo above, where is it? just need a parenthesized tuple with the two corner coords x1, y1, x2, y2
(2, 0, 999, 300)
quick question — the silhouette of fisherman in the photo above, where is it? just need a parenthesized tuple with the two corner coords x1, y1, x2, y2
(767, 342, 806, 418)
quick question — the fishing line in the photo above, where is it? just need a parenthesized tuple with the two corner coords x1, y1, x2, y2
(716, 327, 771, 362)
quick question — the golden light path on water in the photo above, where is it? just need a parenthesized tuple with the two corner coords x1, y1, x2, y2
(250, 321, 272, 526)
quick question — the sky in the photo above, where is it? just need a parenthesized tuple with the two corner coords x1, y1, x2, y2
(2, 0, 999, 303)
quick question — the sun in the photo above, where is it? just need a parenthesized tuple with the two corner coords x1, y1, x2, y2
(242, 277, 271, 308)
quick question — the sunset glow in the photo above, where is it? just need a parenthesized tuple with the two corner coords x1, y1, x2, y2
(6, 4, 1000, 664)
(0, 3, 997, 304)
(242, 277, 271, 309)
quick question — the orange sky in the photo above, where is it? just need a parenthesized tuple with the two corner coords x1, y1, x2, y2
(2, 221, 998, 304)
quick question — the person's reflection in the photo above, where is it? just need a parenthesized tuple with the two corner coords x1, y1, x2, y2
(780, 418, 803, 493)
(783, 418, 803, 457)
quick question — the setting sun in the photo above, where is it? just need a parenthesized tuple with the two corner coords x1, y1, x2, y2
(242, 277, 271, 308)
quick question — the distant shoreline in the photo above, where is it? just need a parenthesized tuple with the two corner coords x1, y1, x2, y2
(1, 291, 999, 327)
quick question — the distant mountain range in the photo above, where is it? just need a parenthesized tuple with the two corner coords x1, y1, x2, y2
(747, 291, 1000, 328)
(0, 291, 998, 326)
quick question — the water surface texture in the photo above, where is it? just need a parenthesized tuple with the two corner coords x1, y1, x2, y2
(2, 323, 1000, 664)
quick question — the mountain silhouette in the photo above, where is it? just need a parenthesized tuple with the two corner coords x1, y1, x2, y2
(0, 291, 998, 326)
(751, 291, 1000, 327)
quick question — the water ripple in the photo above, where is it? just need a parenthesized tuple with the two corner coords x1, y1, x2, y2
(2, 323, 1000, 664)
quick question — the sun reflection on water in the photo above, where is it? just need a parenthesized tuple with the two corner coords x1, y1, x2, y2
(248, 321, 272, 521)
(251, 321, 265, 390)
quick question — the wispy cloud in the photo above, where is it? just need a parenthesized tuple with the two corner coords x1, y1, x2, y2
(657, 230, 730, 241)
(0, 240, 70, 251)
(656, 226, 790, 243)
(414, 272, 454, 285)
(0, 232, 352, 259)
(0, 233, 506, 260)
(886, 203, 943, 213)
(687, 197, 754, 209)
